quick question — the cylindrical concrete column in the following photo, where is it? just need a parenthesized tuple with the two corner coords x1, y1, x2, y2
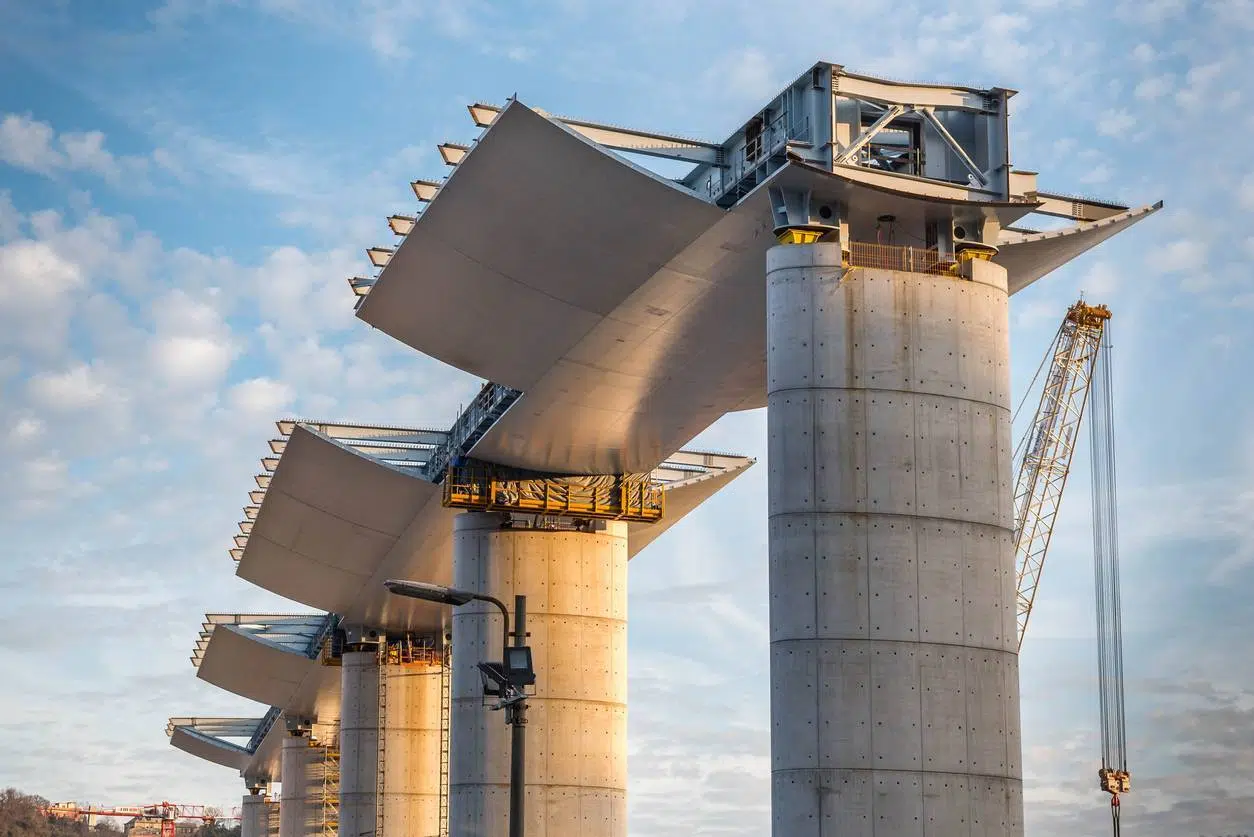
(766, 243, 1024, 837)
(241, 793, 269, 837)
(279, 732, 322, 837)
(340, 651, 380, 837)
(382, 653, 444, 835)
(449, 512, 628, 837)
(340, 648, 444, 837)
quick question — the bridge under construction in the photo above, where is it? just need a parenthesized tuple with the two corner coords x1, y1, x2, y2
(167, 60, 1159, 837)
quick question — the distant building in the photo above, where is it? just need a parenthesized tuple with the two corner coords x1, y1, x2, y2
(122, 819, 197, 837)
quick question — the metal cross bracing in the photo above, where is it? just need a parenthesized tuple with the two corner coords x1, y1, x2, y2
(1012, 301, 1109, 647)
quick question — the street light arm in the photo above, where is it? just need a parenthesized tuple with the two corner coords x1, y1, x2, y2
(470, 592, 512, 662)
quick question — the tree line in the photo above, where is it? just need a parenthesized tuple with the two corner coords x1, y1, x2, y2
(0, 791, 241, 837)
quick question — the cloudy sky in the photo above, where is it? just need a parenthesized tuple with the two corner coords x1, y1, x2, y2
(1, 0, 1252, 834)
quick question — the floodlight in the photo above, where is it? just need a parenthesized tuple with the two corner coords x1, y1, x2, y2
(505, 646, 535, 686)
(384, 579, 477, 606)
(438, 143, 468, 166)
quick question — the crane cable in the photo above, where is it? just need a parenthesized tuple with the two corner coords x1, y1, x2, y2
(1091, 324, 1129, 826)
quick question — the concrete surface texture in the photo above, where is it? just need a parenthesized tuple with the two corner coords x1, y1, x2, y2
(448, 512, 628, 837)
(278, 733, 324, 837)
(240, 793, 269, 837)
(340, 647, 444, 837)
(766, 243, 1024, 836)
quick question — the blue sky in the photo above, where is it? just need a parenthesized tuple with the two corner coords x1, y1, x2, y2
(1, 0, 1252, 835)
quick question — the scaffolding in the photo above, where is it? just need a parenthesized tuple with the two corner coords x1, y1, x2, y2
(316, 728, 339, 837)
(443, 459, 664, 523)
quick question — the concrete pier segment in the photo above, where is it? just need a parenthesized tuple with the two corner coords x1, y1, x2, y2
(279, 731, 324, 837)
(766, 242, 1022, 836)
(338, 649, 444, 837)
(449, 512, 628, 837)
(241, 792, 277, 837)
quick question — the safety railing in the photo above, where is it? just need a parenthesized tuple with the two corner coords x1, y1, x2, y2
(246, 706, 283, 753)
(424, 382, 522, 483)
(846, 242, 957, 276)
(304, 613, 340, 658)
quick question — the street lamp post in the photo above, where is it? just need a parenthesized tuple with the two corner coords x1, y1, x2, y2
(384, 579, 534, 837)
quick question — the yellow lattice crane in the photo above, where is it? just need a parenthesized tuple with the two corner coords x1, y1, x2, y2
(1013, 301, 1111, 644)
(1011, 299, 1130, 833)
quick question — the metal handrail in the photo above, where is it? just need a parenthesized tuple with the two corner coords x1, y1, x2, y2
(247, 706, 283, 753)
(424, 383, 522, 482)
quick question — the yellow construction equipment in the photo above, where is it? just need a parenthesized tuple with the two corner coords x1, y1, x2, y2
(1010, 299, 1130, 834)
(442, 459, 664, 523)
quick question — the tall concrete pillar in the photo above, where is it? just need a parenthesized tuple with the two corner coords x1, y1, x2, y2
(449, 512, 628, 837)
(766, 242, 1024, 836)
(279, 731, 322, 837)
(340, 647, 444, 837)
(340, 651, 379, 837)
(241, 791, 271, 837)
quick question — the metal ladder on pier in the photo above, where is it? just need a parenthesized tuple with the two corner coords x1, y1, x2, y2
(438, 643, 451, 837)
(375, 643, 388, 837)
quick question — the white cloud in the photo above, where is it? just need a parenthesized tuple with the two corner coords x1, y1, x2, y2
(28, 363, 110, 412)
(227, 377, 294, 417)
(149, 335, 235, 389)
(1079, 260, 1120, 296)
(0, 238, 83, 308)
(1134, 74, 1174, 100)
(1116, 0, 1187, 24)
(0, 113, 154, 186)
(1150, 238, 1207, 273)
(7, 415, 44, 444)
(1096, 109, 1136, 138)
(0, 112, 63, 173)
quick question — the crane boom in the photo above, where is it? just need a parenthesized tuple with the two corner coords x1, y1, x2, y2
(1012, 301, 1110, 648)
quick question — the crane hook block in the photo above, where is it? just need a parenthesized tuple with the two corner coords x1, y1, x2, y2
(1099, 768, 1131, 795)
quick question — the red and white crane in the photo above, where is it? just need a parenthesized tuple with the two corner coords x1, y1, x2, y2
(44, 802, 238, 837)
